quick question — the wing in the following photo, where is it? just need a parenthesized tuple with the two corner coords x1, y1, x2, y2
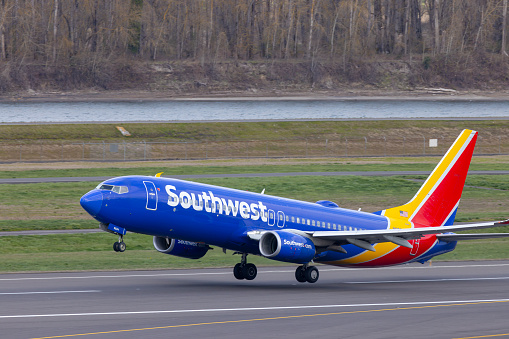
(306, 219, 509, 252)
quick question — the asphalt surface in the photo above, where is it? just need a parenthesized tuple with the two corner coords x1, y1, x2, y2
(1, 261, 509, 339)
(1, 170, 509, 184)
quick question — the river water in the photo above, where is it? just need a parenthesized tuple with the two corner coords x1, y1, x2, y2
(0, 99, 508, 123)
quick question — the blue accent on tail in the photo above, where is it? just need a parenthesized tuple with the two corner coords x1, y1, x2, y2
(444, 207, 458, 226)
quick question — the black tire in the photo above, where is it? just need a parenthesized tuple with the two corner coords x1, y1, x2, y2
(233, 263, 244, 280)
(118, 242, 126, 252)
(113, 242, 119, 252)
(295, 266, 307, 283)
(305, 266, 319, 283)
(242, 263, 257, 280)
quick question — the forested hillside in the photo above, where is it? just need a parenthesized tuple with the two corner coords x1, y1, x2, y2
(0, 0, 508, 94)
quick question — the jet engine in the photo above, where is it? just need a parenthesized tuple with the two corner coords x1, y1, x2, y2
(259, 230, 316, 264)
(153, 236, 210, 259)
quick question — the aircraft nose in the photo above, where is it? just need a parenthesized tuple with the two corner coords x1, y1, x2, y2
(80, 190, 103, 217)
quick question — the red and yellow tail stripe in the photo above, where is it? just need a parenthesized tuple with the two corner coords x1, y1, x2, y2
(384, 129, 477, 227)
(325, 129, 477, 266)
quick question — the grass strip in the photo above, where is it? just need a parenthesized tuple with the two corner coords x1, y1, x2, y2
(1, 162, 509, 179)
(2, 120, 509, 141)
(0, 233, 507, 272)
(0, 175, 507, 230)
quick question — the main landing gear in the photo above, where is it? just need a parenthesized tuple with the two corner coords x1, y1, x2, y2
(233, 253, 258, 280)
(295, 265, 319, 283)
(113, 234, 126, 252)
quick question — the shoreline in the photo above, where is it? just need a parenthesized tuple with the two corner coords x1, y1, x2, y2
(2, 88, 509, 103)
(2, 116, 509, 126)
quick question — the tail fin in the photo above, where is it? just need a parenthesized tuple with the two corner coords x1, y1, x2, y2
(380, 129, 478, 227)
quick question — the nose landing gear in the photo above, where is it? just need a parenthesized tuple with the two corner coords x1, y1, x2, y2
(100, 223, 127, 253)
(113, 234, 126, 252)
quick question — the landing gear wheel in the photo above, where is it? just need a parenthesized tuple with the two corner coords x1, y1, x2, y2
(295, 266, 307, 283)
(233, 263, 244, 280)
(242, 263, 257, 280)
(305, 266, 319, 283)
(113, 241, 126, 252)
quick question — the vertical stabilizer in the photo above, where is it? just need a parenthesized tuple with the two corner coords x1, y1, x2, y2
(381, 129, 478, 227)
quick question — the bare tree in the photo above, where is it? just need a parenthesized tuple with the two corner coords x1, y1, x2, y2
(502, 0, 508, 56)
(52, 0, 59, 62)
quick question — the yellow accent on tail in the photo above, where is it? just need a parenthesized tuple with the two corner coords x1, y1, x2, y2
(382, 129, 477, 227)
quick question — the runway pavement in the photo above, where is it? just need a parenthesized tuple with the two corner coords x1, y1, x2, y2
(1, 170, 509, 184)
(1, 261, 509, 339)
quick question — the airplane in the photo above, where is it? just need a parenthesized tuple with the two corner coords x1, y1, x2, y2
(80, 129, 509, 283)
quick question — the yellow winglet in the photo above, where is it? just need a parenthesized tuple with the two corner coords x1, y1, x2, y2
(155, 172, 164, 177)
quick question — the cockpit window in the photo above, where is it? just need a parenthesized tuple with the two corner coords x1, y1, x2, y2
(96, 183, 129, 194)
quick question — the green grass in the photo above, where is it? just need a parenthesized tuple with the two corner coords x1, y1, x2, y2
(0, 174, 508, 231)
(2, 120, 509, 141)
(0, 220, 98, 232)
(439, 238, 509, 261)
(0, 163, 436, 178)
(0, 232, 508, 272)
(0, 173, 506, 272)
(0, 233, 287, 272)
(0, 161, 508, 179)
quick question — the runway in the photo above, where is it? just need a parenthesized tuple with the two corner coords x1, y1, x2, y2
(1, 170, 509, 184)
(1, 261, 509, 339)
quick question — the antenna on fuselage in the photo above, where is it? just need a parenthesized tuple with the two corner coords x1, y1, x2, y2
(261, 188, 265, 195)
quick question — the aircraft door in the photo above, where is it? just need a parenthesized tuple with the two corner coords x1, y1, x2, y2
(277, 211, 285, 228)
(143, 181, 158, 211)
(268, 209, 275, 226)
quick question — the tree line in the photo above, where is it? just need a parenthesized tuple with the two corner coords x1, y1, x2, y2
(0, 0, 507, 73)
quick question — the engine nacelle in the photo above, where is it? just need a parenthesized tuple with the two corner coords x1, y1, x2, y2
(259, 231, 316, 264)
(153, 236, 209, 260)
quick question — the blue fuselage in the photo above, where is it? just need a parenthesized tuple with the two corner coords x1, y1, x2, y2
(83, 175, 390, 258)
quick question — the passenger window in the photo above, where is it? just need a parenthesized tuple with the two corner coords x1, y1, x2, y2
(312, 220, 315, 226)
(307, 219, 310, 225)
(291, 216, 295, 222)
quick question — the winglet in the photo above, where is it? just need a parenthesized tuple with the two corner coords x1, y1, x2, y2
(155, 172, 164, 177)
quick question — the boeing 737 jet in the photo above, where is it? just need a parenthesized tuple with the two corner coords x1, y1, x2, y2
(80, 129, 509, 283)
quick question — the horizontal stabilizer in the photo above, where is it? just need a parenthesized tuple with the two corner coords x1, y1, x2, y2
(436, 233, 509, 242)
(309, 219, 509, 245)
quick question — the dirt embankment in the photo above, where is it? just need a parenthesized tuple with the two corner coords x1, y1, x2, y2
(1, 55, 509, 100)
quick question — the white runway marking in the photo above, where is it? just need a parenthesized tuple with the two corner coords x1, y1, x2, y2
(0, 263, 508, 281)
(0, 290, 100, 295)
(345, 277, 509, 284)
(0, 298, 507, 320)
